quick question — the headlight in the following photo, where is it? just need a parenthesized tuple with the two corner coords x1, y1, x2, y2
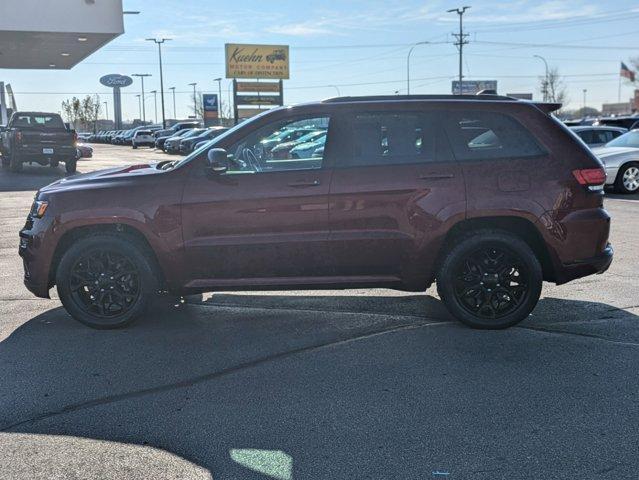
(31, 200, 49, 218)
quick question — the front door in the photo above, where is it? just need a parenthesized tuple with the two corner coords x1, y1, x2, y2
(180, 115, 334, 287)
(327, 108, 466, 283)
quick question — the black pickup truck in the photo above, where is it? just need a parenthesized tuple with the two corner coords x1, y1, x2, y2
(0, 112, 78, 173)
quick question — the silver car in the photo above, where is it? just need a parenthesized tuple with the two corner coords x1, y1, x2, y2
(569, 125, 626, 148)
(592, 129, 639, 194)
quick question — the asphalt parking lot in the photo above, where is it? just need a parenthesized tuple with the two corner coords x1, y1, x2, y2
(1, 145, 638, 479)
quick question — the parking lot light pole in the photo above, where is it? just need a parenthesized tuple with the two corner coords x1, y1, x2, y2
(407, 41, 429, 95)
(533, 55, 549, 102)
(188, 83, 197, 119)
(169, 86, 177, 119)
(135, 94, 142, 120)
(214, 77, 223, 120)
(146, 38, 171, 128)
(103, 101, 108, 120)
(150, 90, 158, 124)
(132, 73, 151, 123)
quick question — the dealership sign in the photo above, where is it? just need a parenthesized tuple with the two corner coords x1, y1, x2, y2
(225, 44, 290, 79)
(99, 74, 133, 88)
(452, 80, 498, 95)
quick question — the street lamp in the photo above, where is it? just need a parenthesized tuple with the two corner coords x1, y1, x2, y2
(135, 94, 142, 120)
(146, 38, 171, 128)
(533, 55, 549, 102)
(214, 77, 223, 120)
(169, 86, 177, 119)
(150, 90, 158, 124)
(188, 82, 197, 119)
(583, 89, 587, 112)
(328, 85, 341, 96)
(132, 73, 151, 123)
(407, 41, 429, 95)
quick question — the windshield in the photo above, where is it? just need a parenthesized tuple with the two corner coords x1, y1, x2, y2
(605, 130, 639, 148)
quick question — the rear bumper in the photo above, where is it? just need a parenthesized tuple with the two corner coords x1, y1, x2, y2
(557, 244, 613, 284)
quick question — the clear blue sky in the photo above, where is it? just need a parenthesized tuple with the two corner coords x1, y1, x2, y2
(3, 0, 639, 121)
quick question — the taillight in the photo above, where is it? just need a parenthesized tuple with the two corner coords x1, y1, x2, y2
(572, 168, 606, 191)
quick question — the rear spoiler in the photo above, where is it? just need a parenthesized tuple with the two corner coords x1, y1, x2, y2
(534, 102, 562, 114)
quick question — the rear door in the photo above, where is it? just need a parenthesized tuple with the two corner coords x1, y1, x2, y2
(327, 106, 466, 281)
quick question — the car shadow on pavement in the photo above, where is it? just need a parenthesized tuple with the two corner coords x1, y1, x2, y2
(1, 294, 638, 479)
(0, 164, 75, 192)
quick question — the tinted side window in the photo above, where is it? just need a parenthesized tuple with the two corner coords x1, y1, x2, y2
(444, 111, 545, 161)
(341, 112, 436, 167)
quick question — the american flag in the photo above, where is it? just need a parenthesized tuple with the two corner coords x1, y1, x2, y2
(621, 62, 635, 82)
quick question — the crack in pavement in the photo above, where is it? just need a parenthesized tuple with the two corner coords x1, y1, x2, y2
(518, 325, 639, 347)
(0, 320, 450, 432)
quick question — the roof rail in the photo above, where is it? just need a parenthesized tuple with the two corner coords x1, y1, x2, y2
(322, 94, 518, 103)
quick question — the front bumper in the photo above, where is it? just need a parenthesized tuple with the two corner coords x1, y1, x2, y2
(18, 213, 55, 299)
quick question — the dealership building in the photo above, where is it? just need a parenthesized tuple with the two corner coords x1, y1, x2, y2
(0, 0, 125, 122)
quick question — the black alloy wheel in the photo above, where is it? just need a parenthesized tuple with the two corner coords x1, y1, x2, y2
(437, 230, 542, 329)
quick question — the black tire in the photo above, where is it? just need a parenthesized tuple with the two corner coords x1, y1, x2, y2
(65, 158, 77, 174)
(614, 162, 639, 194)
(436, 230, 542, 329)
(56, 234, 159, 329)
(50, 159, 59, 168)
(1, 154, 9, 168)
(9, 149, 22, 172)
(132, 145, 138, 149)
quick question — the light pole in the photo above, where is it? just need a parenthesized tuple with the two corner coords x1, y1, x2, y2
(150, 90, 158, 124)
(103, 101, 108, 120)
(328, 84, 341, 96)
(448, 6, 470, 95)
(407, 41, 429, 95)
(169, 86, 177, 119)
(135, 94, 142, 120)
(188, 82, 198, 119)
(146, 38, 171, 128)
(132, 73, 151, 123)
(214, 77, 223, 120)
(533, 55, 549, 102)
(583, 89, 587, 112)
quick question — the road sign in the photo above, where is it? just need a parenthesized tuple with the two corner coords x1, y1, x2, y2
(236, 81, 281, 93)
(235, 94, 281, 106)
(452, 80, 497, 95)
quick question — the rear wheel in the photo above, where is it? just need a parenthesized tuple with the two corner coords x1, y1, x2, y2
(65, 158, 77, 174)
(1, 154, 8, 168)
(615, 163, 639, 194)
(56, 235, 158, 329)
(436, 230, 542, 329)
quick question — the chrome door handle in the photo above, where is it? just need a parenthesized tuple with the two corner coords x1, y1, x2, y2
(288, 180, 321, 187)
(419, 173, 455, 180)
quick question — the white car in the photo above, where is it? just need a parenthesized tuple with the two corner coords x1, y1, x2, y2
(592, 129, 639, 194)
(132, 130, 155, 149)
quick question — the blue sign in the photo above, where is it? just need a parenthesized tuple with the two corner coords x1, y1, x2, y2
(203, 94, 219, 112)
(99, 74, 133, 88)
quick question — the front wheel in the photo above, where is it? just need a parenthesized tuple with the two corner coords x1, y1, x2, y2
(436, 230, 542, 329)
(615, 163, 639, 194)
(56, 235, 159, 329)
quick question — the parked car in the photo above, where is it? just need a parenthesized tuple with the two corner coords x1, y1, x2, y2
(592, 129, 639, 194)
(0, 111, 78, 173)
(569, 126, 627, 148)
(132, 130, 155, 149)
(76, 143, 93, 158)
(19, 94, 612, 330)
(155, 128, 194, 151)
(163, 128, 201, 154)
(179, 127, 229, 154)
(594, 116, 639, 130)
(154, 121, 201, 139)
(289, 134, 327, 159)
(270, 130, 326, 159)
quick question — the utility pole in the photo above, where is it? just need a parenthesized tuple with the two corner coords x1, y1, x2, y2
(132, 73, 151, 123)
(533, 55, 549, 102)
(214, 77, 223, 120)
(169, 86, 177, 119)
(150, 90, 158, 123)
(448, 6, 470, 95)
(135, 94, 142, 120)
(188, 82, 198, 119)
(583, 89, 587, 112)
(146, 38, 171, 128)
(407, 42, 429, 95)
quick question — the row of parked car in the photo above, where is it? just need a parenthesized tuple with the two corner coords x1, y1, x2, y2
(566, 117, 639, 194)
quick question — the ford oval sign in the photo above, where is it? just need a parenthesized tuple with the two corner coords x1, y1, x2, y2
(99, 74, 133, 88)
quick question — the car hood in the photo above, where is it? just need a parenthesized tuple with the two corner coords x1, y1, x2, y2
(592, 146, 639, 161)
(39, 163, 163, 195)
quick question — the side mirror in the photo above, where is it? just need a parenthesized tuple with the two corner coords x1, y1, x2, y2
(207, 148, 229, 174)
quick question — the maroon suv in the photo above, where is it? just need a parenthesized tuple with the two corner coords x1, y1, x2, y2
(19, 95, 613, 329)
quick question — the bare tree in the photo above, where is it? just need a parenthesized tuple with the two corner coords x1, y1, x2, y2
(543, 67, 568, 106)
(190, 92, 204, 119)
(61, 97, 82, 128)
(61, 95, 101, 131)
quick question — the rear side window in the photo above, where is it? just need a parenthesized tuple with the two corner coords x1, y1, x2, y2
(12, 114, 65, 129)
(444, 111, 545, 161)
(342, 112, 436, 167)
